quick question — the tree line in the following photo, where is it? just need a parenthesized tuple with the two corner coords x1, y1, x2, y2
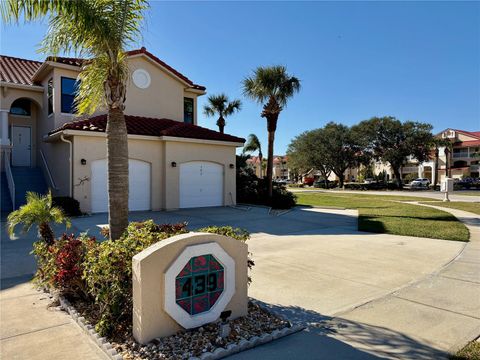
(287, 116, 450, 188)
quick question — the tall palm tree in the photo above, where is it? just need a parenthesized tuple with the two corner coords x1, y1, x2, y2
(2, 0, 147, 240)
(243, 134, 263, 177)
(243, 66, 300, 198)
(7, 191, 70, 245)
(203, 93, 242, 133)
(430, 137, 452, 188)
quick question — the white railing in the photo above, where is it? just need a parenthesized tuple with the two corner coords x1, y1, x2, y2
(40, 150, 58, 190)
(452, 152, 469, 158)
(4, 151, 15, 210)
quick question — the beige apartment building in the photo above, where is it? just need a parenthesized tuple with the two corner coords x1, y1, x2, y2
(246, 155, 290, 180)
(0, 48, 245, 213)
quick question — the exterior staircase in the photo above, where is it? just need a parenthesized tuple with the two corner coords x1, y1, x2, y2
(1, 172, 13, 214)
(11, 167, 48, 208)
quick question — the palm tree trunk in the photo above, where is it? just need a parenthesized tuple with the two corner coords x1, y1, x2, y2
(39, 222, 54, 245)
(434, 148, 439, 188)
(259, 152, 263, 178)
(217, 117, 225, 134)
(106, 107, 129, 240)
(266, 116, 278, 199)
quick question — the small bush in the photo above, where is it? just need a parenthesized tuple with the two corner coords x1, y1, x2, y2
(52, 196, 82, 217)
(31, 232, 95, 296)
(33, 220, 252, 337)
(83, 220, 188, 335)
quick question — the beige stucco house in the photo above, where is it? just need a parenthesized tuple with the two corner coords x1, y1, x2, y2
(0, 48, 245, 213)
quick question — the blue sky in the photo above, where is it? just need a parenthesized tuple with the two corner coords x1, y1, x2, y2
(1, 1, 479, 154)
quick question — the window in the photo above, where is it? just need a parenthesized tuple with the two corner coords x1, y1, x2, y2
(10, 98, 31, 116)
(47, 78, 53, 115)
(184, 97, 194, 124)
(61, 77, 79, 113)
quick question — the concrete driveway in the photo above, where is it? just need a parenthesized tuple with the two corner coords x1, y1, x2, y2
(2, 205, 478, 359)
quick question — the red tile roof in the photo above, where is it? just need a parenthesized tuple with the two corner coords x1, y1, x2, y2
(1, 47, 205, 90)
(49, 114, 245, 143)
(0, 55, 42, 86)
(450, 129, 480, 139)
(459, 139, 480, 147)
(45, 47, 205, 90)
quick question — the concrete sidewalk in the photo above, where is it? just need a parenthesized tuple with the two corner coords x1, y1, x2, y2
(2, 205, 478, 359)
(0, 222, 107, 360)
(232, 205, 480, 360)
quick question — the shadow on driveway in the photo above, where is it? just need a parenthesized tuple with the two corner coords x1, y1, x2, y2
(230, 301, 446, 360)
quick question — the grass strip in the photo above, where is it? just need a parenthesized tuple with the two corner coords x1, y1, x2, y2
(296, 193, 469, 241)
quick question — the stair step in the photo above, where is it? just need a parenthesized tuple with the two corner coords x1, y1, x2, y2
(1, 172, 13, 212)
(10, 167, 48, 209)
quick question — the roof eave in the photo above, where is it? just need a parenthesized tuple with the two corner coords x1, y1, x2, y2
(32, 61, 81, 82)
(46, 129, 244, 147)
(0, 81, 44, 92)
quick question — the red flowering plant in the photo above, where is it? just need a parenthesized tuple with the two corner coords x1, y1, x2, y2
(32, 233, 97, 299)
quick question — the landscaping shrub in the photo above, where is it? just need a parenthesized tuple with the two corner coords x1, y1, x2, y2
(52, 196, 82, 217)
(32, 220, 252, 337)
(32, 232, 95, 297)
(83, 220, 188, 335)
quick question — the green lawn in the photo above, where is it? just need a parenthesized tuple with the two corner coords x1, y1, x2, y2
(455, 191, 480, 197)
(420, 201, 480, 216)
(296, 193, 469, 241)
(450, 341, 480, 360)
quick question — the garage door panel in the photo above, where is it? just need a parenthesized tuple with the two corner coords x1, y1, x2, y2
(179, 162, 223, 208)
(91, 159, 151, 213)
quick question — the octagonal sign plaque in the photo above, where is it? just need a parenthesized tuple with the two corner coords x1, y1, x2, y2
(164, 242, 235, 329)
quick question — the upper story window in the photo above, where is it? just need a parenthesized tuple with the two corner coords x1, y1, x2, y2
(184, 97, 194, 124)
(61, 77, 79, 114)
(10, 98, 31, 116)
(47, 78, 53, 115)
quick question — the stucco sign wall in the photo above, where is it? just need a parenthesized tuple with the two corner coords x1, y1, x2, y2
(132, 233, 248, 344)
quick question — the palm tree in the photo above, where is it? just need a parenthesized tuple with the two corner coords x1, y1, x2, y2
(430, 137, 452, 188)
(243, 134, 263, 177)
(2, 0, 147, 240)
(203, 93, 242, 134)
(243, 66, 300, 198)
(7, 192, 70, 245)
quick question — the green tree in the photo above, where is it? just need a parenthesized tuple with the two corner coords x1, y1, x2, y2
(243, 66, 300, 198)
(203, 93, 242, 134)
(287, 129, 332, 188)
(7, 191, 71, 245)
(243, 134, 263, 177)
(2, 0, 148, 240)
(355, 116, 433, 188)
(322, 123, 362, 187)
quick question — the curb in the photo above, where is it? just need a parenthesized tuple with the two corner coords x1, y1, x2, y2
(188, 323, 304, 360)
(59, 293, 304, 360)
(58, 296, 123, 360)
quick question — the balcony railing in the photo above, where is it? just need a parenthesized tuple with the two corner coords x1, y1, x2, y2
(452, 152, 469, 158)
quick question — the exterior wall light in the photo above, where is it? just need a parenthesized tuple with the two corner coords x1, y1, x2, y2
(229, 164, 235, 169)
(81, 159, 87, 165)
(171, 162, 177, 168)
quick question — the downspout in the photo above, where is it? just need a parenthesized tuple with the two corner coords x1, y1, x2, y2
(60, 134, 73, 197)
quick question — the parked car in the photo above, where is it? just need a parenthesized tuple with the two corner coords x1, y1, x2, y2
(303, 177, 315, 186)
(411, 178, 430, 187)
(364, 178, 375, 184)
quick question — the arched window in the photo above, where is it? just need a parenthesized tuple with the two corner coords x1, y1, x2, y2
(10, 98, 31, 116)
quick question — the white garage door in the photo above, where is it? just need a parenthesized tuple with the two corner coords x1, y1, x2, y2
(179, 162, 223, 208)
(91, 159, 151, 213)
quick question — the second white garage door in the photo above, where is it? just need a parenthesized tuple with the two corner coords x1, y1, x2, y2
(179, 162, 223, 208)
(91, 159, 151, 213)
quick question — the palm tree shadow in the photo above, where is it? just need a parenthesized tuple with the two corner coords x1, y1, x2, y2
(239, 301, 447, 360)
